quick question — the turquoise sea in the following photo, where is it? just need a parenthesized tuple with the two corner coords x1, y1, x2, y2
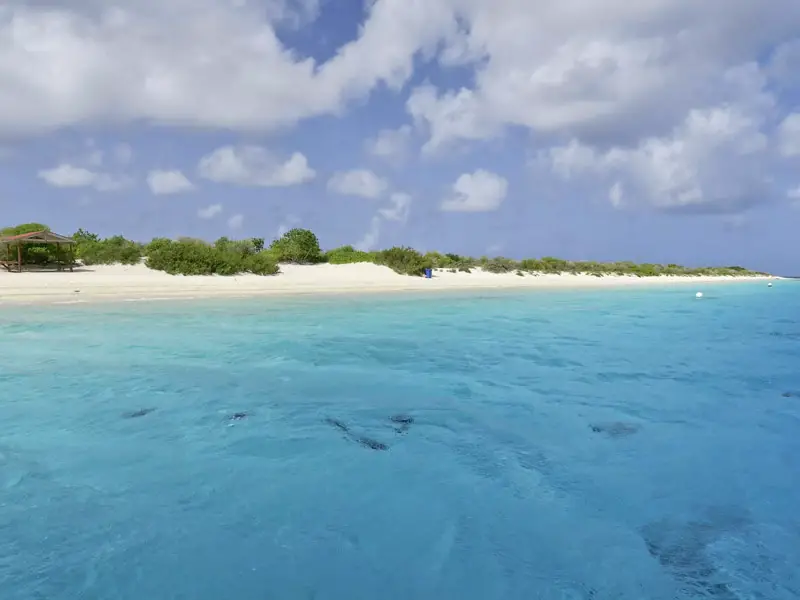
(1, 283, 799, 599)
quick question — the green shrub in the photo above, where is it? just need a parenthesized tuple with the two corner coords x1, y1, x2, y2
(324, 245, 373, 264)
(145, 239, 216, 274)
(144, 237, 172, 256)
(245, 251, 280, 275)
(214, 236, 264, 257)
(144, 238, 279, 276)
(269, 228, 322, 263)
(374, 246, 431, 276)
(72, 228, 99, 244)
(78, 235, 143, 265)
(482, 257, 519, 273)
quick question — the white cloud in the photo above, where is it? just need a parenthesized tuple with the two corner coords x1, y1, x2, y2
(778, 113, 800, 157)
(608, 182, 624, 207)
(407, 85, 499, 154)
(409, 2, 797, 147)
(327, 169, 388, 199)
(86, 149, 104, 167)
(276, 214, 301, 237)
(355, 216, 382, 251)
(379, 192, 411, 222)
(146, 169, 194, 195)
(227, 213, 244, 230)
(441, 169, 508, 212)
(37, 164, 130, 192)
(356, 192, 413, 251)
(0, 0, 456, 137)
(547, 105, 772, 212)
(197, 203, 222, 219)
(114, 143, 133, 165)
(366, 125, 412, 163)
(197, 145, 315, 187)
(4, 1, 800, 215)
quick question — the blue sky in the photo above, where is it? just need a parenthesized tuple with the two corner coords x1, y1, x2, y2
(1, 0, 799, 273)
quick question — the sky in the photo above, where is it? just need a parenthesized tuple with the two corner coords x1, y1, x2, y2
(1, 1, 799, 273)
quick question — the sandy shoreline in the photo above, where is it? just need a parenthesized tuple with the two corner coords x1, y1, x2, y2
(0, 263, 778, 306)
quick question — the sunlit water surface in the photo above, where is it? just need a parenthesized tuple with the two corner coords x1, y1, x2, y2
(1, 284, 799, 599)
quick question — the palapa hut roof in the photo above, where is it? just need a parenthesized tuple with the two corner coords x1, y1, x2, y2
(0, 230, 76, 245)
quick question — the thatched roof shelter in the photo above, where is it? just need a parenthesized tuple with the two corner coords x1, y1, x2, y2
(0, 230, 76, 272)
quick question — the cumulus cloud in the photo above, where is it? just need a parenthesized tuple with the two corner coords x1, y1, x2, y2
(197, 203, 222, 219)
(379, 192, 412, 222)
(365, 125, 412, 164)
(356, 192, 413, 251)
(355, 216, 382, 252)
(548, 105, 774, 213)
(5, 1, 800, 214)
(227, 213, 244, 230)
(778, 113, 800, 157)
(197, 145, 315, 187)
(146, 169, 194, 195)
(327, 169, 388, 198)
(113, 143, 133, 165)
(441, 170, 508, 212)
(0, 0, 456, 137)
(38, 164, 130, 192)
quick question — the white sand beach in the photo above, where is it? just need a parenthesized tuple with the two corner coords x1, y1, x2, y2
(0, 263, 776, 305)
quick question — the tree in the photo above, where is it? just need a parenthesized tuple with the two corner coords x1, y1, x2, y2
(269, 228, 322, 263)
(1, 222, 50, 236)
(73, 228, 100, 244)
(1, 223, 54, 265)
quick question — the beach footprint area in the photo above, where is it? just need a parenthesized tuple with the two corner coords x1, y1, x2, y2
(1, 285, 799, 600)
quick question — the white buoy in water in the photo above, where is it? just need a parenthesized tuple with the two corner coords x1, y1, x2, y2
(696, 292, 703, 299)
(768, 282, 773, 287)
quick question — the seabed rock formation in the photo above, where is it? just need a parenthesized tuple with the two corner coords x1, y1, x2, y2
(640, 507, 750, 599)
(122, 408, 156, 419)
(589, 421, 641, 438)
(324, 414, 417, 451)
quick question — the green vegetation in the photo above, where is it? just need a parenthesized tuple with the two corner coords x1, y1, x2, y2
(373, 247, 432, 276)
(323, 245, 375, 264)
(0, 223, 56, 266)
(145, 237, 279, 275)
(0, 221, 768, 277)
(268, 228, 322, 263)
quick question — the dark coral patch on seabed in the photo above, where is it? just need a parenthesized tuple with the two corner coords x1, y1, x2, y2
(589, 421, 641, 438)
(389, 414, 414, 434)
(122, 408, 156, 419)
(640, 508, 750, 600)
(323, 417, 389, 451)
(354, 436, 389, 451)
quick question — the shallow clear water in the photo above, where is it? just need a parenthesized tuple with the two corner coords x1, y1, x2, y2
(1, 284, 799, 599)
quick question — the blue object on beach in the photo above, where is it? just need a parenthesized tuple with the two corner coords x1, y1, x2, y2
(424, 268, 432, 278)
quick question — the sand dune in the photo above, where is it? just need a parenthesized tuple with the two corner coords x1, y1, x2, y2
(0, 262, 774, 305)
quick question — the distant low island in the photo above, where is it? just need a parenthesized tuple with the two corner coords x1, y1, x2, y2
(1, 222, 768, 278)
